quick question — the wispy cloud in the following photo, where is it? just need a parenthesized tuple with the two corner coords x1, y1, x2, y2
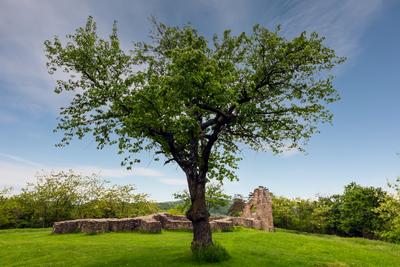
(73, 165, 163, 178)
(0, 0, 91, 115)
(0, 153, 44, 168)
(0, 0, 385, 121)
(271, 0, 384, 57)
(159, 178, 187, 186)
(0, 152, 163, 189)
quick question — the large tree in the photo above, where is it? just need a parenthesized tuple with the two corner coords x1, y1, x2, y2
(45, 17, 344, 249)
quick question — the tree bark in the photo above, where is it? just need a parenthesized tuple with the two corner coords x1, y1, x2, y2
(186, 173, 212, 250)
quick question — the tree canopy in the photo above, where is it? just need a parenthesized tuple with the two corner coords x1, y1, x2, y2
(45, 17, 344, 183)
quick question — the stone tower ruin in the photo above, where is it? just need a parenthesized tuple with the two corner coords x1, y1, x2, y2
(241, 186, 274, 231)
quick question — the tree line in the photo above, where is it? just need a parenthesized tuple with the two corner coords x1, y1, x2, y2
(0, 171, 159, 228)
(171, 180, 400, 243)
(2, 171, 399, 243)
(271, 180, 400, 242)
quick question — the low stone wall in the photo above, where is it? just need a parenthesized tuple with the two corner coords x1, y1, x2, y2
(153, 213, 192, 230)
(52, 213, 265, 234)
(53, 215, 162, 234)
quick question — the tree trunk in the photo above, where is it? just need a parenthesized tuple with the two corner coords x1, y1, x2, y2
(186, 173, 212, 250)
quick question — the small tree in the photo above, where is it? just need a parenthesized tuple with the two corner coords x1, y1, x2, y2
(337, 182, 387, 238)
(228, 194, 245, 217)
(45, 17, 344, 250)
(22, 171, 82, 227)
(374, 177, 400, 242)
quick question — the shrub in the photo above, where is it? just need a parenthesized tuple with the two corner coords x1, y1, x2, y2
(375, 178, 400, 242)
(166, 208, 185, 216)
(228, 194, 245, 217)
(337, 182, 387, 238)
(192, 242, 230, 263)
(0, 171, 158, 229)
(272, 183, 390, 239)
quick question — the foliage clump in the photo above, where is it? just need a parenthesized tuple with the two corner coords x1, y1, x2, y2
(375, 177, 400, 242)
(192, 242, 230, 263)
(272, 181, 399, 241)
(228, 194, 246, 217)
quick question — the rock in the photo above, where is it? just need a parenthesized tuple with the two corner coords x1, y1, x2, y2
(79, 219, 110, 234)
(52, 216, 161, 234)
(210, 218, 234, 232)
(153, 213, 192, 230)
(108, 218, 141, 232)
(230, 217, 261, 229)
(136, 217, 162, 233)
(53, 220, 79, 234)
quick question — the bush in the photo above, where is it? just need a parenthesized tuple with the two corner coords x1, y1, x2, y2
(192, 242, 230, 263)
(336, 182, 387, 238)
(0, 171, 159, 229)
(272, 182, 390, 240)
(272, 196, 318, 233)
(166, 208, 185, 216)
(375, 178, 400, 242)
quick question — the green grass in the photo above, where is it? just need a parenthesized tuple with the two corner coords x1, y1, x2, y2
(0, 228, 399, 266)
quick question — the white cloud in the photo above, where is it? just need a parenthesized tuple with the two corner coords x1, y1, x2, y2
(159, 178, 187, 186)
(0, 161, 38, 189)
(72, 165, 162, 178)
(0, 153, 163, 190)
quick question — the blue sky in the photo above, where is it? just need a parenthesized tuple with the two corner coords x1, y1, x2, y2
(0, 0, 399, 201)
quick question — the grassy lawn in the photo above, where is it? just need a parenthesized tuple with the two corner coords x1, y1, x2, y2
(0, 228, 399, 266)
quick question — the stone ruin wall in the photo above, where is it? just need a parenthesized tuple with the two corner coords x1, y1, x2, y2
(241, 186, 274, 231)
(52, 186, 274, 234)
(52, 213, 264, 234)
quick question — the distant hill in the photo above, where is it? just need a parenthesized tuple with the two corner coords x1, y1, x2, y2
(157, 200, 182, 211)
(157, 200, 232, 216)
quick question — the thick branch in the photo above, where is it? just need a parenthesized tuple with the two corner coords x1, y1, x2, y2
(201, 116, 218, 129)
(198, 115, 232, 180)
(196, 102, 228, 118)
(147, 127, 188, 170)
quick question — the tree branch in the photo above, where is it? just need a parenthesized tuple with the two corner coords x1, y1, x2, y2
(195, 102, 228, 118)
(147, 127, 188, 170)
